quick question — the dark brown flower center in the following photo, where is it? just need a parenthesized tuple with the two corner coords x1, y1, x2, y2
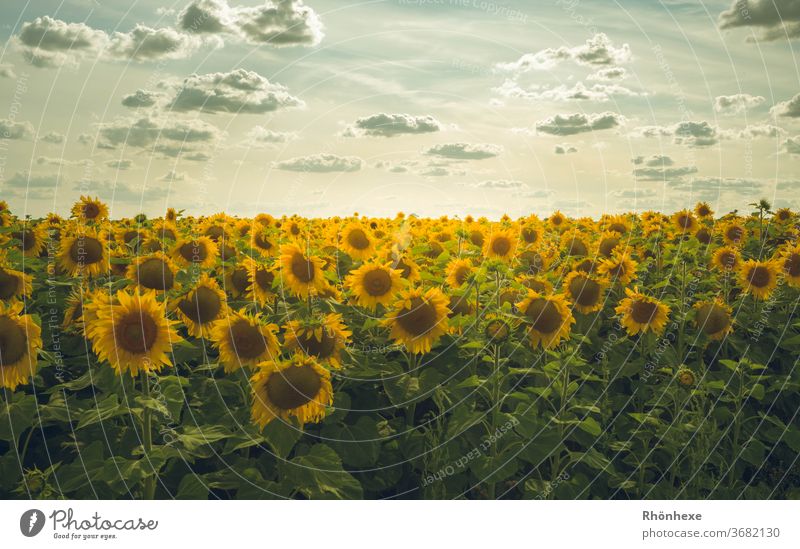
(748, 266, 771, 288)
(695, 228, 711, 244)
(395, 258, 413, 278)
(453, 265, 470, 286)
(397, 297, 439, 336)
(565, 238, 587, 256)
(296, 329, 337, 359)
(137, 258, 174, 291)
(255, 268, 275, 290)
(266, 364, 322, 410)
(204, 225, 224, 241)
(525, 298, 563, 334)
(254, 233, 273, 251)
(0, 269, 20, 300)
(229, 319, 267, 358)
(631, 300, 658, 324)
(726, 226, 744, 242)
(346, 228, 370, 250)
(568, 275, 601, 307)
(521, 227, 539, 244)
(608, 222, 627, 234)
(290, 252, 316, 283)
(178, 286, 222, 324)
(697, 205, 711, 217)
(696, 304, 729, 335)
(491, 236, 512, 256)
(82, 202, 100, 219)
(219, 243, 236, 261)
(13, 229, 37, 251)
(785, 253, 800, 277)
(231, 267, 250, 294)
(718, 251, 738, 270)
(426, 241, 443, 258)
(179, 241, 208, 263)
(363, 268, 392, 296)
(448, 295, 472, 317)
(68, 236, 104, 265)
(520, 251, 545, 273)
(116, 311, 158, 354)
(470, 230, 484, 246)
(599, 237, 619, 257)
(0, 315, 27, 366)
(676, 214, 694, 230)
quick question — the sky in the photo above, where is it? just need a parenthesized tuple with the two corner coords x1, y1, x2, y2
(0, 0, 798, 219)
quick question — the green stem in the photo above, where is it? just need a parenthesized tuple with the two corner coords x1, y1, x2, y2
(141, 371, 156, 500)
(487, 344, 501, 500)
(407, 353, 417, 428)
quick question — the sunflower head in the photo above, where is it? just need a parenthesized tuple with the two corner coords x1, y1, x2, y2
(738, 259, 780, 300)
(11, 224, 48, 257)
(483, 229, 518, 261)
(694, 299, 732, 340)
(127, 252, 178, 292)
(563, 271, 607, 314)
(174, 273, 228, 338)
(515, 290, 574, 349)
(615, 287, 670, 336)
(712, 246, 741, 273)
(676, 368, 695, 387)
(561, 232, 589, 257)
(721, 220, 747, 246)
(284, 313, 351, 368)
(279, 243, 326, 298)
(445, 258, 474, 288)
(211, 309, 279, 372)
(597, 252, 638, 285)
(695, 202, 714, 219)
(781, 244, 800, 287)
(0, 264, 32, 302)
(340, 222, 375, 260)
(58, 228, 109, 278)
(671, 209, 697, 234)
(71, 196, 109, 223)
(0, 301, 42, 390)
(245, 258, 277, 305)
(172, 236, 218, 269)
(383, 287, 451, 354)
(345, 261, 403, 310)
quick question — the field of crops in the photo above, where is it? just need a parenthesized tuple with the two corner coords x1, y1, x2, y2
(1, 197, 799, 500)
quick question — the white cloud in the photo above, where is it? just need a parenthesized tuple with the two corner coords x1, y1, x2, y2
(473, 179, 525, 189)
(610, 188, 658, 199)
(424, 142, 502, 160)
(122, 89, 162, 108)
(634, 165, 698, 180)
(719, 0, 800, 41)
(714, 93, 765, 114)
(783, 136, 800, 155)
(0, 119, 34, 140)
(39, 131, 64, 144)
(771, 93, 800, 117)
(274, 153, 362, 172)
(0, 64, 16, 78)
(494, 80, 640, 102)
(738, 124, 786, 138)
(633, 154, 673, 166)
(97, 114, 223, 160)
(587, 67, 627, 81)
(342, 113, 442, 137)
(631, 121, 723, 147)
(242, 125, 297, 147)
(497, 33, 631, 73)
(167, 69, 303, 114)
(108, 25, 205, 61)
(535, 112, 624, 135)
(105, 159, 133, 170)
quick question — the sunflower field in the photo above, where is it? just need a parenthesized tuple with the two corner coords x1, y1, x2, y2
(1, 197, 799, 500)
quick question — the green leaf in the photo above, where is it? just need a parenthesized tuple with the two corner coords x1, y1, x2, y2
(578, 417, 602, 436)
(322, 416, 381, 468)
(177, 474, 210, 499)
(176, 425, 232, 452)
(279, 444, 363, 499)
(77, 394, 127, 430)
(740, 439, 766, 466)
(261, 419, 302, 459)
(0, 392, 38, 443)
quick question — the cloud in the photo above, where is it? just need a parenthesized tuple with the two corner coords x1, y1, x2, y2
(634, 165, 698, 180)
(555, 144, 577, 154)
(738, 124, 786, 138)
(783, 136, 800, 155)
(631, 121, 722, 147)
(419, 167, 451, 177)
(167, 69, 303, 114)
(497, 33, 631, 72)
(39, 131, 64, 144)
(36, 156, 84, 167)
(4, 171, 62, 189)
(122, 89, 162, 108)
(105, 159, 133, 170)
(535, 112, 624, 135)
(424, 142, 502, 160)
(96, 114, 222, 160)
(494, 80, 640, 102)
(473, 179, 525, 189)
(670, 176, 764, 196)
(719, 0, 800, 41)
(0, 64, 16, 78)
(342, 113, 442, 137)
(714, 93, 765, 114)
(178, 0, 324, 47)
(587, 67, 627, 81)
(771, 93, 800, 117)
(73, 179, 170, 203)
(0, 119, 34, 140)
(375, 159, 418, 173)
(610, 188, 658, 199)
(160, 169, 187, 181)
(274, 153, 362, 172)
(633, 154, 674, 166)
(242, 125, 297, 147)
(107, 25, 205, 61)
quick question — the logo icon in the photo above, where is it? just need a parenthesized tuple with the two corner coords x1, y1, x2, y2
(20, 509, 45, 537)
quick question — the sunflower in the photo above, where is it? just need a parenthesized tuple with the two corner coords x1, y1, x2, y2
(210, 309, 280, 372)
(244, 258, 277, 305)
(173, 273, 228, 338)
(165, 208, 179, 223)
(603, 214, 631, 235)
(695, 226, 713, 245)
(58, 228, 109, 278)
(61, 286, 87, 333)
(597, 252, 638, 285)
(518, 248, 549, 274)
(694, 299, 733, 340)
(250, 228, 279, 257)
(279, 243, 326, 298)
(671, 209, 698, 234)
(127, 252, 179, 292)
(695, 202, 714, 219)
(563, 271, 607, 314)
(774, 207, 793, 224)
(738, 259, 780, 300)
(0, 301, 42, 390)
(615, 287, 670, 336)
(445, 258, 474, 288)
(561, 232, 589, 257)
(388, 251, 420, 282)
(284, 313, 351, 368)
(0, 264, 32, 302)
(11, 224, 48, 257)
(712, 246, 741, 273)
(549, 211, 567, 231)
(345, 261, 403, 310)
(116, 226, 147, 249)
(86, 289, 181, 376)
(383, 287, 450, 354)
(520, 223, 542, 245)
(676, 368, 695, 387)
(780, 244, 800, 288)
(250, 355, 333, 428)
(224, 264, 251, 298)
(596, 231, 621, 257)
(340, 222, 375, 260)
(172, 236, 218, 269)
(721, 220, 747, 246)
(516, 291, 574, 349)
(483, 229, 518, 262)
(71, 196, 109, 222)
(468, 226, 485, 247)
(152, 220, 178, 242)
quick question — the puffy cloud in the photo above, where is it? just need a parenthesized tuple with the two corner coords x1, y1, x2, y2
(737, 124, 786, 138)
(497, 33, 631, 72)
(160, 170, 187, 181)
(36, 156, 86, 167)
(631, 121, 722, 147)
(122, 89, 162, 108)
(178, 0, 324, 47)
(555, 144, 577, 154)
(274, 153, 362, 172)
(342, 113, 442, 137)
(419, 167, 451, 177)
(714, 93, 765, 114)
(494, 80, 640, 102)
(375, 160, 418, 173)
(39, 131, 64, 144)
(771, 93, 800, 117)
(535, 112, 624, 135)
(97, 114, 222, 160)
(783, 136, 800, 155)
(105, 159, 133, 170)
(719, 0, 800, 41)
(424, 142, 502, 160)
(0, 64, 16, 78)
(633, 154, 674, 166)
(587, 67, 627, 81)
(108, 25, 204, 61)
(167, 69, 303, 114)
(242, 125, 297, 147)
(0, 119, 34, 140)
(15, 16, 108, 67)
(473, 179, 525, 189)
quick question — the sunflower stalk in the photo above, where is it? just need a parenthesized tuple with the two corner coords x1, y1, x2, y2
(140, 370, 156, 500)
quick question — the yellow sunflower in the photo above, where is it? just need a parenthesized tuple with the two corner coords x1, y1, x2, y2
(671, 209, 698, 234)
(694, 299, 733, 340)
(345, 261, 403, 310)
(695, 202, 714, 219)
(738, 259, 780, 300)
(712, 246, 741, 273)
(86, 289, 181, 376)
(516, 291, 574, 349)
(383, 287, 450, 354)
(445, 258, 474, 288)
(279, 243, 326, 298)
(173, 273, 228, 338)
(0, 301, 42, 390)
(0, 264, 33, 302)
(597, 252, 638, 285)
(61, 286, 87, 333)
(250, 228, 279, 257)
(387, 250, 421, 282)
(780, 244, 800, 288)
(71, 196, 109, 222)
(563, 271, 608, 314)
(126, 252, 179, 292)
(210, 309, 280, 372)
(549, 210, 567, 231)
(774, 207, 793, 225)
(172, 236, 218, 269)
(11, 224, 48, 257)
(483, 229, 518, 261)
(561, 232, 590, 257)
(340, 222, 375, 260)
(519, 222, 542, 245)
(58, 228, 109, 278)
(596, 231, 622, 258)
(250, 354, 333, 428)
(245, 258, 277, 305)
(603, 214, 631, 235)
(615, 287, 670, 336)
(721, 220, 747, 246)
(284, 313, 351, 368)
(224, 264, 252, 298)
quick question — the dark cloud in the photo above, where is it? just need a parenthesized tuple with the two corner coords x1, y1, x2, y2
(719, 0, 800, 41)
(0, 119, 34, 140)
(634, 165, 698, 180)
(554, 144, 578, 154)
(783, 136, 800, 155)
(122, 89, 162, 108)
(39, 131, 64, 144)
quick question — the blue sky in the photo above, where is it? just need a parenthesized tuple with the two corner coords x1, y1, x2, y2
(0, 0, 798, 219)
